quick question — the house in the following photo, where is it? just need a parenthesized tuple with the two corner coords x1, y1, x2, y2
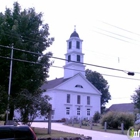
(41, 28, 102, 120)
(106, 103, 135, 114)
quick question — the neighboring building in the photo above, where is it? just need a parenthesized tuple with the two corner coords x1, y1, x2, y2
(106, 103, 135, 113)
(41, 28, 102, 120)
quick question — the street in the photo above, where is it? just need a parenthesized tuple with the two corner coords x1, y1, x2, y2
(31, 122, 139, 140)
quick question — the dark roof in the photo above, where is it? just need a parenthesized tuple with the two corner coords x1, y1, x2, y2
(41, 77, 71, 90)
(70, 31, 79, 38)
(107, 103, 135, 113)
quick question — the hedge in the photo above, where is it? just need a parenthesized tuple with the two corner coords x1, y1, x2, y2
(100, 111, 135, 129)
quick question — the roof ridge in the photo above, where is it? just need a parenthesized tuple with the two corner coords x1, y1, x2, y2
(111, 103, 133, 105)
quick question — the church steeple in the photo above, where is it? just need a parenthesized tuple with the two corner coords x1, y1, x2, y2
(63, 27, 86, 79)
(74, 25, 76, 31)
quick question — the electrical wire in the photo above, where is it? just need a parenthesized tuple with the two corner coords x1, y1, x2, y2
(0, 55, 41, 65)
(98, 20, 140, 36)
(2, 26, 140, 53)
(51, 65, 140, 81)
(92, 26, 140, 43)
(1, 52, 140, 81)
(2, 27, 140, 64)
(91, 29, 140, 46)
(0, 44, 140, 74)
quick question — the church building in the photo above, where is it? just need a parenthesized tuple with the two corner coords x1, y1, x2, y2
(41, 28, 102, 120)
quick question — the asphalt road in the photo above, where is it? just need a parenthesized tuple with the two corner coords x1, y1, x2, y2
(31, 122, 139, 140)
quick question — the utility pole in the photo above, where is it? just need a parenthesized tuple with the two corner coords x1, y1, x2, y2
(48, 105, 52, 134)
(6, 45, 13, 123)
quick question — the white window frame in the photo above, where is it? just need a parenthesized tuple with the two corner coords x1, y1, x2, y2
(66, 107, 70, 115)
(77, 108, 80, 115)
(87, 96, 90, 105)
(67, 94, 70, 103)
(87, 109, 90, 116)
(77, 95, 81, 104)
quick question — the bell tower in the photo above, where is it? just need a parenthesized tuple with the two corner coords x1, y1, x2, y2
(64, 26, 86, 79)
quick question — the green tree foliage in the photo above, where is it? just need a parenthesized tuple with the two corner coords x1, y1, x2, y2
(85, 69, 111, 113)
(0, 2, 53, 120)
(0, 85, 8, 114)
(101, 111, 134, 129)
(93, 111, 101, 123)
(131, 86, 140, 112)
(14, 89, 51, 124)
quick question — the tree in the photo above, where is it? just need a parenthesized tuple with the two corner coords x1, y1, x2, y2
(86, 69, 111, 113)
(131, 86, 140, 114)
(0, 85, 8, 115)
(14, 89, 51, 124)
(0, 2, 53, 120)
(93, 111, 101, 123)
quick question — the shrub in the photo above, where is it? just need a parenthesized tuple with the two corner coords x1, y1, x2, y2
(117, 112, 135, 129)
(100, 111, 135, 129)
(61, 118, 66, 122)
(93, 111, 101, 123)
(82, 120, 89, 126)
(100, 111, 118, 129)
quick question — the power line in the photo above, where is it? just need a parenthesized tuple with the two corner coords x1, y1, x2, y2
(2, 30, 54, 45)
(0, 44, 42, 56)
(0, 55, 41, 65)
(91, 29, 140, 47)
(0, 52, 140, 81)
(0, 52, 136, 100)
(1, 42, 139, 67)
(0, 44, 139, 75)
(2, 26, 140, 64)
(52, 56, 139, 75)
(51, 65, 140, 81)
(98, 20, 140, 36)
(92, 26, 140, 43)
(2, 25, 140, 51)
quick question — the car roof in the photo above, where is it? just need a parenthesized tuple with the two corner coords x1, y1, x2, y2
(0, 125, 30, 128)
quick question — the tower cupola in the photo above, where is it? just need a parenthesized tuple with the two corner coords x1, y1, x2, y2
(63, 26, 86, 79)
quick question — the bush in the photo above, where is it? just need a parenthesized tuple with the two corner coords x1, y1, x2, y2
(101, 111, 135, 129)
(93, 111, 101, 123)
(61, 118, 66, 122)
(117, 112, 135, 129)
(82, 120, 89, 126)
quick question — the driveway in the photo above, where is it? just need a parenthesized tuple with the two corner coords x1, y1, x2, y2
(32, 122, 139, 140)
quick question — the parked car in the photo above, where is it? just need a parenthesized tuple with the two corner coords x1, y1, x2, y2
(0, 125, 37, 140)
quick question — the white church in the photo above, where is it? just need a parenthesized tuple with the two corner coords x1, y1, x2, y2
(41, 29, 102, 120)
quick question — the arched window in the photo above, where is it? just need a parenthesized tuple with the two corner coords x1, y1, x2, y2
(75, 85, 83, 88)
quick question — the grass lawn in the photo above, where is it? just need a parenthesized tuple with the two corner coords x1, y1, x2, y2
(65, 123, 128, 135)
(32, 127, 82, 139)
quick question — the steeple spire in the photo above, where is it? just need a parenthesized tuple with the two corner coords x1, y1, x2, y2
(74, 25, 76, 31)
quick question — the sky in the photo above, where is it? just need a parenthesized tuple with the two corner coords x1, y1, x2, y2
(1, 0, 140, 108)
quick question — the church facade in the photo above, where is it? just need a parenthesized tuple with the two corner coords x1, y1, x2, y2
(41, 29, 102, 120)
